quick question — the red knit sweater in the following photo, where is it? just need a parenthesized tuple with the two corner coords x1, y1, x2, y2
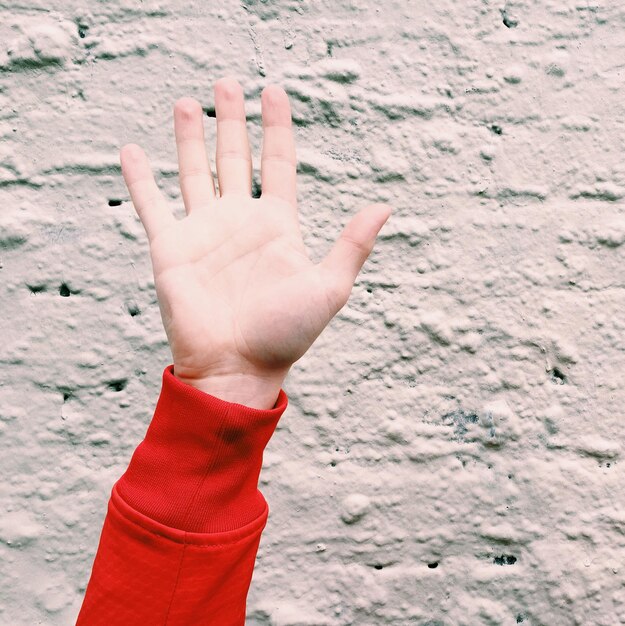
(75, 364, 288, 625)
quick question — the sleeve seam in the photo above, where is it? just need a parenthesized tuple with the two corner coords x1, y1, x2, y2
(111, 483, 268, 547)
(163, 542, 187, 626)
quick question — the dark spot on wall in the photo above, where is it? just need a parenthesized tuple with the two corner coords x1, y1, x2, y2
(326, 41, 334, 57)
(6, 56, 62, 71)
(59, 283, 71, 297)
(106, 378, 128, 392)
(442, 408, 479, 440)
(251, 177, 262, 198)
(516, 614, 526, 623)
(76, 20, 89, 39)
(490, 124, 503, 135)
(62, 390, 72, 402)
(494, 554, 517, 565)
(27, 283, 47, 294)
(108, 199, 122, 206)
(374, 564, 383, 570)
(366, 288, 372, 293)
(500, 8, 519, 28)
(0, 235, 27, 251)
(127, 302, 141, 316)
(427, 561, 438, 568)
(330, 461, 336, 467)
(203, 106, 216, 118)
(318, 99, 342, 128)
(549, 366, 566, 384)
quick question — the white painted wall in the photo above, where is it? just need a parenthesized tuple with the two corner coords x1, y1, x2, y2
(1, 1, 624, 624)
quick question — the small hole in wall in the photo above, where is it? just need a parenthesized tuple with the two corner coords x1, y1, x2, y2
(549, 366, 566, 384)
(59, 283, 71, 297)
(203, 106, 216, 118)
(107, 379, 128, 392)
(108, 199, 123, 206)
(427, 562, 438, 569)
(500, 9, 519, 28)
(494, 554, 517, 565)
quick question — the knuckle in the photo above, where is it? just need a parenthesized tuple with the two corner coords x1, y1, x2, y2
(180, 166, 207, 179)
(342, 233, 369, 256)
(262, 154, 296, 167)
(218, 149, 251, 161)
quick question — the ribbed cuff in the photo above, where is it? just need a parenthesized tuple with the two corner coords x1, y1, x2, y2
(115, 364, 288, 534)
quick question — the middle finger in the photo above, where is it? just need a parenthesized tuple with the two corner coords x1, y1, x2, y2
(214, 77, 253, 197)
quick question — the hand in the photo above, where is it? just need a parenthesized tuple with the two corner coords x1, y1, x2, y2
(119, 76, 392, 405)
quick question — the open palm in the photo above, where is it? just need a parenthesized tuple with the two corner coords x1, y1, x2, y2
(120, 77, 392, 386)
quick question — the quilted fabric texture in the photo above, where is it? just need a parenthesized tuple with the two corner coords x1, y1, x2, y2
(76, 364, 288, 625)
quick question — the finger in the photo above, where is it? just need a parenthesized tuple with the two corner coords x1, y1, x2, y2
(173, 97, 217, 213)
(260, 84, 297, 208)
(214, 77, 253, 197)
(318, 203, 393, 314)
(120, 143, 176, 242)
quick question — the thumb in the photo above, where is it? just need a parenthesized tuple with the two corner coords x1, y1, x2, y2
(318, 203, 392, 312)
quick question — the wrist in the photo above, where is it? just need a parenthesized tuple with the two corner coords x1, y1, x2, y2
(116, 364, 289, 533)
(173, 367, 288, 410)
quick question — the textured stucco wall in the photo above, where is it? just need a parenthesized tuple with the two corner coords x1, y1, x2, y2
(1, 1, 624, 624)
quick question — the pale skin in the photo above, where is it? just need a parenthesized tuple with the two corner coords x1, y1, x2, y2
(120, 76, 392, 410)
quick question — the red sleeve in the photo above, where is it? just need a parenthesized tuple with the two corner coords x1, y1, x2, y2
(75, 363, 288, 626)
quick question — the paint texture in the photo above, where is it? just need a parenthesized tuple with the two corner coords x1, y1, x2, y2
(0, 1, 624, 625)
